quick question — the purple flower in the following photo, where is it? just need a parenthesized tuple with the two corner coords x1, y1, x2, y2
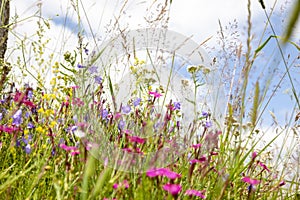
(77, 64, 86, 68)
(88, 65, 98, 74)
(101, 109, 108, 118)
(0, 113, 2, 121)
(133, 98, 141, 107)
(205, 121, 212, 128)
(122, 105, 131, 114)
(118, 120, 126, 130)
(25, 144, 31, 154)
(84, 48, 89, 55)
(27, 90, 33, 99)
(163, 183, 182, 196)
(95, 76, 102, 84)
(27, 122, 35, 129)
(173, 102, 181, 110)
(202, 111, 208, 117)
(12, 109, 22, 126)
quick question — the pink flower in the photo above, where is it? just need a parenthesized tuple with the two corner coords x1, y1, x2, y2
(190, 155, 207, 164)
(163, 183, 182, 196)
(185, 189, 206, 199)
(252, 151, 258, 160)
(71, 150, 80, 156)
(146, 168, 181, 179)
(0, 125, 20, 133)
(113, 183, 119, 189)
(149, 91, 162, 98)
(113, 180, 129, 190)
(242, 176, 260, 185)
(191, 143, 202, 149)
(127, 135, 145, 144)
(279, 181, 285, 187)
(258, 161, 270, 172)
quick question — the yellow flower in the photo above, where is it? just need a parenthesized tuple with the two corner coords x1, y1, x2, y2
(36, 126, 45, 134)
(49, 121, 57, 128)
(38, 108, 44, 114)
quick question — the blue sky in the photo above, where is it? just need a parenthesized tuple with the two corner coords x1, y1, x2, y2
(8, 0, 300, 130)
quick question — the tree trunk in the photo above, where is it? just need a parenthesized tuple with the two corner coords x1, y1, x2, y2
(0, 0, 10, 59)
(0, 0, 10, 92)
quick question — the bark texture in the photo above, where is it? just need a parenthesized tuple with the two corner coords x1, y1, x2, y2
(0, 0, 10, 59)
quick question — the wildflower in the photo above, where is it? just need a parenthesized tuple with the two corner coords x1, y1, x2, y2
(77, 64, 85, 68)
(95, 76, 102, 84)
(202, 111, 208, 117)
(205, 121, 212, 128)
(25, 144, 31, 154)
(127, 135, 145, 144)
(27, 122, 35, 129)
(101, 109, 108, 119)
(0, 125, 19, 133)
(185, 189, 206, 199)
(242, 176, 260, 185)
(146, 168, 181, 179)
(88, 65, 98, 74)
(189, 155, 206, 164)
(118, 120, 126, 130)
(71, 150, 80, 156)
(133, 98, 141, 107)
(0, 113, 2, 121)
(113, 180, 129, 190)
(252, 151, 258, 160)
(191, 143, 202, 149)
(163, 183, 182, 196)
(279, 181, 285, 187)
(258, 161, 270, 172)
(27, 90, 33, 99)
(149, 91, 162, 98)
(173, 102, 181, 110)
(122, 105, 131, 114)
(12, 109, 22, 126)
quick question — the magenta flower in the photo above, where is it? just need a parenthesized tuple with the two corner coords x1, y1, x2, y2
(191, 143, 202, 149)
(163, 183, 182, 196)
(242, 176, 260, 185)
(258, 161, 270, 172)
(113, 180, 129, 190)
(185, 189, 206, 199)
(127, 135, 145, 144)
(0, 125, 20, 133)
(146, 168, 181, 179)
(149, 91, 162, 98)
(252, 151, 258, 160)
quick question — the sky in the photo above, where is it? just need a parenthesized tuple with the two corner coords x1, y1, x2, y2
(7, 0, 300, 153)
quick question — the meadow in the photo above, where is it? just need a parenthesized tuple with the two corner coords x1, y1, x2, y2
(0, 0, 299, 199)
